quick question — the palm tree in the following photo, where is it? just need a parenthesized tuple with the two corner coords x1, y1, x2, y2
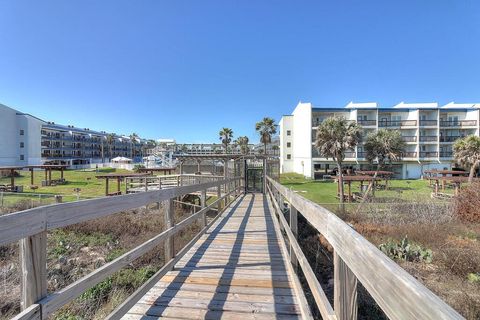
(272, 145, 279, 156)
(453, 135, 480, 182)
(236, 136, 250, 154)
(129, 133, 139, 159)
(219, 128, 233, 153)
(255, 117, 277, 155)
(106, 134, 115, 160)
(363, 129, 406, 198)
(315, 116, 362, 208)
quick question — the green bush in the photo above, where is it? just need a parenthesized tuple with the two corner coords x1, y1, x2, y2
(379, 236, 433, 263)
(133, 164, 146, 173)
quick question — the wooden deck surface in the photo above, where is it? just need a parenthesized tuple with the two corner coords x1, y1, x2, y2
(122, 193, 309, 319)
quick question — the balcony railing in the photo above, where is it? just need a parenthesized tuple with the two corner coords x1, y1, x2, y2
(401, 136, 417, 142)
(357, 119, 376, 126)
(402, 152, 417, 158)
(378, 120, 417, 127)
(419, 151, 438, 158)
(439, 151, 453, 158)
(440, 136, 463, 142)
(357, 152, 366, 158)
(419, 136, 437, 142)
(344, 151, 356, 158)
(440, 120, 477, 127)
(419, 120, 437, 126)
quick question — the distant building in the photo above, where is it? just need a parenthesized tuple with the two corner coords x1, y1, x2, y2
(280, 101, 480, 179)
(0, 103, 149, 167)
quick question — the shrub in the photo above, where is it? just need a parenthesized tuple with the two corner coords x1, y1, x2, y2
(379, 236, 433, 263)
(133, 164, 146, 173)
(453, 182, 480, 222)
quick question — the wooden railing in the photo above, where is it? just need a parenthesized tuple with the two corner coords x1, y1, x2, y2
(125, 174, 225, 194)
(265, 176, 464, 320)
(4, 176, 243, 320)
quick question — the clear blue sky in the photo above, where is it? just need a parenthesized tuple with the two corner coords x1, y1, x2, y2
(1, 1, 479, 143)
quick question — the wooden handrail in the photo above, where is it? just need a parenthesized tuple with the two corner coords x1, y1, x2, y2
(5, 176, 242, 319)
(0, 177, 239, 246)
(266, 176, 464, 320)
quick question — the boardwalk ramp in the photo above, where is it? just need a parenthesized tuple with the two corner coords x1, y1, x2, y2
(122, 194, 310, 319)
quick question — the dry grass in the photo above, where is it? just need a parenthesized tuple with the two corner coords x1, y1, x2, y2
(0, 201, 204, 320)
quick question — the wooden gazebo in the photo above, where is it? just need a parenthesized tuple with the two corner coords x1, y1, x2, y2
(0, 164, 68, 192)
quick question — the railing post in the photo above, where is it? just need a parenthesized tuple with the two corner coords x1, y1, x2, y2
(334, 252, 358, 320)
(20, 231, 47, 310)
(164, 198, 175, 264)
(217, 184, 222, 212)
(290, 205, 298, 270)
(201, 189, 207, 227)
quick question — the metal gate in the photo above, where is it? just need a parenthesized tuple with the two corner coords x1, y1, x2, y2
(245, 160, 264, 193)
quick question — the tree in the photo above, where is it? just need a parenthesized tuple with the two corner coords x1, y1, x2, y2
(106, 134, 115, 160)
(235, 136, 250, 154)
(219, 128, 233, 153)
(315, 117, 362, 208)
(255, 117, 277, 155)
(363, 129, 406, 199)
(453, 135, 480, 182)
(272, 145, 279, 156)
(129, 133, 139, 159)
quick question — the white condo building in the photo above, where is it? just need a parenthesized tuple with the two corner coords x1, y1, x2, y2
(280, 102, 480, 179)
(0, 103, 148, 167)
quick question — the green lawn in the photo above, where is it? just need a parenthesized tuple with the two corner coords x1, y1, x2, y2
(0, 168, 130, 199)
(280, 173, 443, 204)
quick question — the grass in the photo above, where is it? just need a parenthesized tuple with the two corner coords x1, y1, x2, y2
(0, 168, 129, 200)
(280, 172, 442, 204)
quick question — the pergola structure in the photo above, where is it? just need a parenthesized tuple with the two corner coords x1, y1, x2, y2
(175, 154, 264, 177)
(95, 173, 150, 196)
(0, 165, 68, 192)
(428, 175, 479, 196)
(137, 167, 176, 175)
(424, 169, 468, 187)
(336, 175, 379, 202)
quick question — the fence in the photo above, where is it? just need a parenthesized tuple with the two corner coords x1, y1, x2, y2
(2, 176, 242, 319)
(266, 176, 463, 320)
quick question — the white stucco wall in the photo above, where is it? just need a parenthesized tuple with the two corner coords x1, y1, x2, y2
(279, 116, 294, 173)
(0, 104, 44, 166)
(0, 104, 20, 166)
(292, 103, 313, 178)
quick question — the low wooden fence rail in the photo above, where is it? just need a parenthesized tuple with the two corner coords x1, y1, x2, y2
(266, 176, 463, 320)
(2, 176, 242, 320)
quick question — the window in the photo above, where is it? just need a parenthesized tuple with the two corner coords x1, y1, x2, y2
(19, 129, 24, 135)
(20, 142, 24, 148)
(287, 154, 291, 160)
(286, 130, 291, 136)
(20, 155, 24, 160)
(286, 142, 291, 148)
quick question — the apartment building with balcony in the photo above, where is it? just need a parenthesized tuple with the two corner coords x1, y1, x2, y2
(0, 103, 148, 167)
(280, 101, 480, 179)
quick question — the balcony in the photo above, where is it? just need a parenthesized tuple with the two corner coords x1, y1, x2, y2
(440, 120, 477, 127)
(419, 151, 438, 158)
(402, 136, 417, 142)
(401, 152, 417, 158)
(440, 136, 462, 143)
(419, 136, 437, 142)
(357, 119, 376, 126)
(378, 120, 417, 128)
(357, 152, 366, 158)
(419, 120, 438, 126)
(344, 151, 356, 158)
(439, 151, 453, 158)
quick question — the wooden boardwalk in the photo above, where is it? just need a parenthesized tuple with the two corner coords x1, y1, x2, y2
(122, 193, 310, 320)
